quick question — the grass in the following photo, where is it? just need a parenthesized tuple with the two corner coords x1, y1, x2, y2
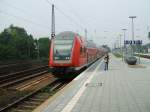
(113, 53, 122, 58)
(134, 54, 150, 59)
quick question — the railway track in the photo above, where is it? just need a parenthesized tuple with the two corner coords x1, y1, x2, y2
(0, 65, 49, 88)
(0, 61, 48, 76)
(1, 79, 69, 112)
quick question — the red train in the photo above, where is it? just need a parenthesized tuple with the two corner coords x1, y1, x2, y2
(49, 31, 106, 78)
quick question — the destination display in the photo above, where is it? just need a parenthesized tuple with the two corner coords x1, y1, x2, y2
(124, 40, 142, 45)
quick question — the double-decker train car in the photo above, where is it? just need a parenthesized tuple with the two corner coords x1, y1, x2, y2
(49, 31, 105, 78)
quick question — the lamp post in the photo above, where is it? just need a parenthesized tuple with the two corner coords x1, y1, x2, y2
(129, 16, 137, 56)
(136, 29, 141, 64)
(122, 29, 127, 61)
(119, 34, 123, 61)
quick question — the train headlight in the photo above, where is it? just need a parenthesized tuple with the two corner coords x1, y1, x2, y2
(55, 57, 59, 59)
(66, 57, 70, 60)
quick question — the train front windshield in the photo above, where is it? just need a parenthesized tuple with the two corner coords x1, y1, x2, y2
(53, 39, 73, 60)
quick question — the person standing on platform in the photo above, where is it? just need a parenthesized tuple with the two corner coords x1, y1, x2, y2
(104, 54, 109, 71)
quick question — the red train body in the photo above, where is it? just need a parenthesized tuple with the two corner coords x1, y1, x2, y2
(49, 31, 105, 78)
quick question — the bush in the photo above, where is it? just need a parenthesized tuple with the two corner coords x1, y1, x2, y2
(113, 53, 122, 58)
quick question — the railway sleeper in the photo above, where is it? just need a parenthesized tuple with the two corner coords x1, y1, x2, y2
(9, 107, 33, 112)
(13, 106, 36, 111)
(32, 94, 50, 99)
(23, 101, 41, 106)
(7, 101, 41, 112)
(32, 96, 49, 99)
(18, 105, 37, 109)
(28, 98, 45, 102)
(9, 108, 31, 112)
(34, 92, 49, 96)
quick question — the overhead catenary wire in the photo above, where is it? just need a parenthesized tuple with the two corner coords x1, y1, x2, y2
(0, 1, 51, 32)
(55, 6, 85, 30)
(46, 0, 85, 31)
(49, 0, 97, 39)
(1, 0, 91, 37)
(0, 9, 51, 31)
(57, 0, 92, 29)
(1, 1, 36, 19)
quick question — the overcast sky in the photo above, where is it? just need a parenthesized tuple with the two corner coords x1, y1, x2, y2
(0, 0, 150, 47)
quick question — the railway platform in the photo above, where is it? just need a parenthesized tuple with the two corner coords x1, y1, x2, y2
(33, 54, 150, 112)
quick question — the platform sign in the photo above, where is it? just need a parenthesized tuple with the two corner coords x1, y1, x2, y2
(124, 40, 142, 45)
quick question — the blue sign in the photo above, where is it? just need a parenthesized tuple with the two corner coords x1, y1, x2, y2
(124, 40, 142, 45)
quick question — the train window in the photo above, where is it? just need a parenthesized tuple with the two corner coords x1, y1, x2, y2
(56, 32, 75, 39)
(53, 39, 74, 60)
(54, 39, 73, 44)
(80, 47, 82, 53)
(84, 47, 86, 53)
(80, 46, 86, 54)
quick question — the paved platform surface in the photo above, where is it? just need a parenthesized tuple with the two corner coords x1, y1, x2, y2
(33, 54, 150, 112)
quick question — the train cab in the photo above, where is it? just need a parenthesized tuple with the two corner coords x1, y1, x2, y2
(52, 33, 74, 64)
(49, 31, 87, 78)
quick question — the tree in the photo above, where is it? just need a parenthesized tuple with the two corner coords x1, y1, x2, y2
(0, 27, 17, 60)
(0, 25, 36, 60)
(102, 45, 111, 52)
(37, 37, 50, 58)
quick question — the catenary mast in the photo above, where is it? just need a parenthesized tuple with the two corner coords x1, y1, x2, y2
(51, 4, 55, 38)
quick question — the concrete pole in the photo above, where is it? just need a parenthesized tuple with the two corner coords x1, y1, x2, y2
(129, 16, 136, 56)
(119, 34, 123, 61)
(51, 4, 55, 38)
(122, 29, 127, 61)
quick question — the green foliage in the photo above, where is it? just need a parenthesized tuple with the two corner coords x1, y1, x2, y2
(0, 44, 17, 59)
(0, 25, 36, 60)
(102, 45, 111, 52)
(113, 53, 122, 58)
(38, 37, 50, 58)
